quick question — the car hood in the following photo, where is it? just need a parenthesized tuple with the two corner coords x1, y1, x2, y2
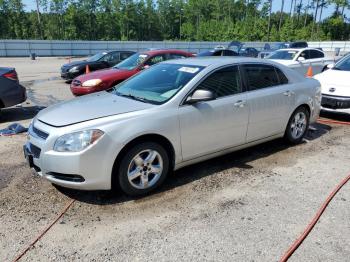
(75, 68, 134, 82)
(314, 69, 350, 97)
(62, 60, 87, 68)
(37, 91, 154, 127)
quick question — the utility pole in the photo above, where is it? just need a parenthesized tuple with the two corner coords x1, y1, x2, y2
(267, 0, 272, 41)
(35, 0, 44, 39)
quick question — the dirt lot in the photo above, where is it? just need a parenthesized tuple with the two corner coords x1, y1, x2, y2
(0, 57, 349, 262)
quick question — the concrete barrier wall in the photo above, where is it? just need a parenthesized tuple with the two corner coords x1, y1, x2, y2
(0, 40, 349, 57)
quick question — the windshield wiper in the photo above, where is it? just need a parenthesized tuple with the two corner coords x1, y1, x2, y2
(332, 66, 342, 70)
(116, 92, 153, 104)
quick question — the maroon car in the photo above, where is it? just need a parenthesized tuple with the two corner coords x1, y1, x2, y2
(70, 49, 193, 96)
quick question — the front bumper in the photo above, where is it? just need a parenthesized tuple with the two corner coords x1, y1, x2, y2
(24, 121, 121, 190)
(61, 71, 80, 80)
(321, 94, 350, 110)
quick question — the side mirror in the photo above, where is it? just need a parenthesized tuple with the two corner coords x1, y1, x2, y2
(140, 65, 150, 70)
(326, 63, 335, 69)
(186, 89, 215, 104)
(297, 56, 306, 62)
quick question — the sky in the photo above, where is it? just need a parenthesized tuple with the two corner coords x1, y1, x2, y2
(22, 0, 349, 20)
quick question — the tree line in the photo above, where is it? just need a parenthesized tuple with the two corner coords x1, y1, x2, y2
(0, 0, 349, 41)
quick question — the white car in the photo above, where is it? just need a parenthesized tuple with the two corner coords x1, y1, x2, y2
(267, 48, 334, 76)
(314, 54, 350, 114)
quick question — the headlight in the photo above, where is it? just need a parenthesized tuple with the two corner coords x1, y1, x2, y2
(69, 66, 79, 73)
(54, 129, 104, 152)
(82, 79, 102, 87)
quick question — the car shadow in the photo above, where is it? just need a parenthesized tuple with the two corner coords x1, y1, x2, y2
(320, 110, 350, 122)
(0, 106, 45, 123)
(56, 123, 332, 205)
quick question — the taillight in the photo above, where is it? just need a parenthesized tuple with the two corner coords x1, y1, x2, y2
(3, 71, 18, 81)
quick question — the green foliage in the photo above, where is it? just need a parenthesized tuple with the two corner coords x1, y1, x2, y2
(0, 0, 349, 41)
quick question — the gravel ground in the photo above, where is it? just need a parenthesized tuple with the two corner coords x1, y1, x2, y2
(0, 57, 349, 262)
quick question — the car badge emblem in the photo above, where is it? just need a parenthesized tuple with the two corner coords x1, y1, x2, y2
(329, 87, 336, 93)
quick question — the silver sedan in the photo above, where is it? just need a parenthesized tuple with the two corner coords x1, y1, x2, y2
(24, 57, 321, 196)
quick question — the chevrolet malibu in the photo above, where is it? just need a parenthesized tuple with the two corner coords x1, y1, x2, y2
(24, 58, 321, 196)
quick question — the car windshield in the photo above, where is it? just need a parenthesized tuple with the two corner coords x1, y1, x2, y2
(86, 52, 106, 62)
(268, 50, 298, 60)
(113, 53, 149, 70)
(334, 55, 350, 71)
(109, 63, 204, 104)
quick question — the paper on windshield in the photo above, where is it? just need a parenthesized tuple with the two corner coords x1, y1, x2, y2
(178, 67, 200, 74)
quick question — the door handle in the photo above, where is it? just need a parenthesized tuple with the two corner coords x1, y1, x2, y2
(234, 100, 246, 108)
(283, 91, 294, 97)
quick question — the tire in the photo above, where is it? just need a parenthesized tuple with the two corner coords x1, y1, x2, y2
(284, 106, 310, 144)
(117, 142, 170, 196)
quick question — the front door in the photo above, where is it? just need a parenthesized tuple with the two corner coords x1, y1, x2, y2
(178, 65, 249, 161)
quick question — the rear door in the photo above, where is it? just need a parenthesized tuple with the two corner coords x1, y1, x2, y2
(179, 65, 249, 160)
(242, 64, 295, 142)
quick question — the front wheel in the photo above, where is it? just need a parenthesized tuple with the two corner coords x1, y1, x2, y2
(117, 142, 170, 196)
(284, 107, 310, 144)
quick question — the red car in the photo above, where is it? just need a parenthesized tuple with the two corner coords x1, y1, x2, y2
(70, 49, 193, 96)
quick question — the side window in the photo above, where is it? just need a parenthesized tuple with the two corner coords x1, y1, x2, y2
(275, 67, 289, 85)
(309, 50, 324, 59)
(120, 52, 132, 60)
(145, 55, 166, 66)
(299, 50, 310, 60)
(223, 50, 238, 56)
(213, 50, 224, 56)
(195, 66, 242, 98)
(108, 52, 120, 63)
(243, 64, 279, 91)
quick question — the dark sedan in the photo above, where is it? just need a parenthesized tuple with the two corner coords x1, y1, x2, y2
(197, 49, 239, 57)
(61, 50, 135, 80)
(0, 67, 26, 114)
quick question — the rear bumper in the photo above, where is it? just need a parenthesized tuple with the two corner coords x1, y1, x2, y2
(2, 84, 26, 108)
(321, 94, 350, 109)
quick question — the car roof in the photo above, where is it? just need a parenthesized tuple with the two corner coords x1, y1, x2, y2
(141, 49, 191, 56)
(163, 56, 279, 67)
(276, 48, 323, 52)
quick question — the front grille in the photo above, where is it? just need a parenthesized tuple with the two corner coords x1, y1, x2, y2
(32, 125, 49, 140)
(72, 79, 81, 86)
(322, 96, 350, 109)
(61, 66, 69, 73)
(29, 143, 41, 158)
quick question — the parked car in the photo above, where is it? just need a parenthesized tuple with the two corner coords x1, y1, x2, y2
(24, 57, 321, 196)
(60, 50, 135, 81)
(0, 67, 26, 115)
(70, 49, 193, 96)
(197, 49, 239, 57)
(314, 54, 350, 114)
(239, 47, 259, 58)
(287, 41, 308, 48)
(258, 42, 288, 58)
(227, 41, 258, 57)
(267, 48, 333, 75)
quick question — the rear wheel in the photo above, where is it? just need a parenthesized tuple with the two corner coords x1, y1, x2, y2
(117, 142, 169, 196)
(284, 107, 310, 144)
